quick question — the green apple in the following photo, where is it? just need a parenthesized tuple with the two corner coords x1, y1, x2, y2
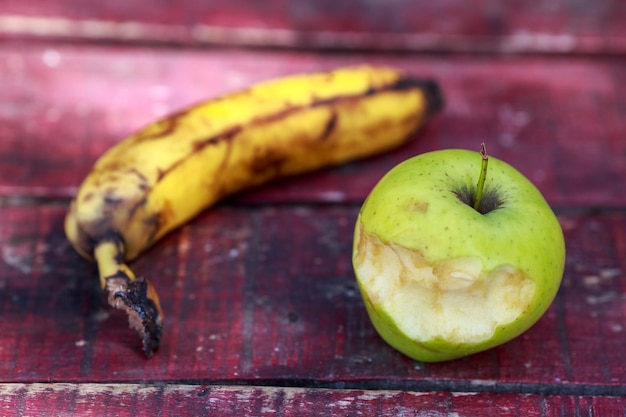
(352, 146, 565, 362)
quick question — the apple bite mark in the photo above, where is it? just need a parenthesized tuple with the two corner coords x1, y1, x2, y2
(354, 221, 536, 346)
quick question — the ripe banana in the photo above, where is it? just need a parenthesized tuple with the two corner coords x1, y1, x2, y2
(65, 65, 443, 357)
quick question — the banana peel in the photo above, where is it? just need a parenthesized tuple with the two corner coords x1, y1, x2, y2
(65, 65, 444, 357)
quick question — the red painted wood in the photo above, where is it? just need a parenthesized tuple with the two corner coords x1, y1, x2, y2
(1, 42, 625, 207)
(1, 203, 625, 392)
(0, 384, 625, 417)
(1, 1, 626, 53)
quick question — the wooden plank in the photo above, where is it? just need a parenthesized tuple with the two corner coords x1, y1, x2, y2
(1, 1, 626, 54)
(1, 42, 625, 206)
(1, 203, 625, 392)
(0, 384, 625, 417)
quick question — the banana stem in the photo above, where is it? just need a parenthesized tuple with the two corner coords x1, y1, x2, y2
(94, 239, 135, 286)
(93, 238, 164, 357)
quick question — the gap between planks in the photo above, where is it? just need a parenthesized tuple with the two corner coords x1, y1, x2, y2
(2, 14, 626, 55)
(1, 379, 625, 397)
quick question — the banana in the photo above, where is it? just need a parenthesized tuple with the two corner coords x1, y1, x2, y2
(65, 65, 443, 357)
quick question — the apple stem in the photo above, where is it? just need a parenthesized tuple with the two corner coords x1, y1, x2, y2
(473, 143, 489, 212)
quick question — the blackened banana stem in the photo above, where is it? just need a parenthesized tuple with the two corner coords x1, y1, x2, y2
(94, 239, 164, 357)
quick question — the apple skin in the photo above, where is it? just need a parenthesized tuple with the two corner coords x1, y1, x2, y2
(352, 149, 566, 362)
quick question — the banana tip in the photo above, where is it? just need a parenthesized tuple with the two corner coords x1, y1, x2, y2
(392, 76, 444, 118)
(422, 79, 444, 117)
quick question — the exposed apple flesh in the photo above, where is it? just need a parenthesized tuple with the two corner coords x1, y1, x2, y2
(352, 147, 565, 362)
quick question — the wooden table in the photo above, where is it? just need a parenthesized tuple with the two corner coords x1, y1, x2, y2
(1, 1, 625, 415)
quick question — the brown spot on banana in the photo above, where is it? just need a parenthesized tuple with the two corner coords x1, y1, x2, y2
(190, 125, 242, 154)
(148, 199, 175, 245)
(132, 109, 189, 143)
(126, 168, 150, 188)
(81, 192, 94, 203)
(103, 195, 123, 206)
(249, 148, 289, 177)
(154, 126, 241, 184)
(126, 197, 148, 225)
(319, 111, 338, 142)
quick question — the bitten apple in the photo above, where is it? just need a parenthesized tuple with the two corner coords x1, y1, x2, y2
(352, 146, 565, 362)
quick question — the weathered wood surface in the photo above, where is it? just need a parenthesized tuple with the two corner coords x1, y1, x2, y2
(1, 203, 625, 392)
(1, 0, 626, 54)
(2, 1, 626, 416)
(1, 384, 625, 417)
